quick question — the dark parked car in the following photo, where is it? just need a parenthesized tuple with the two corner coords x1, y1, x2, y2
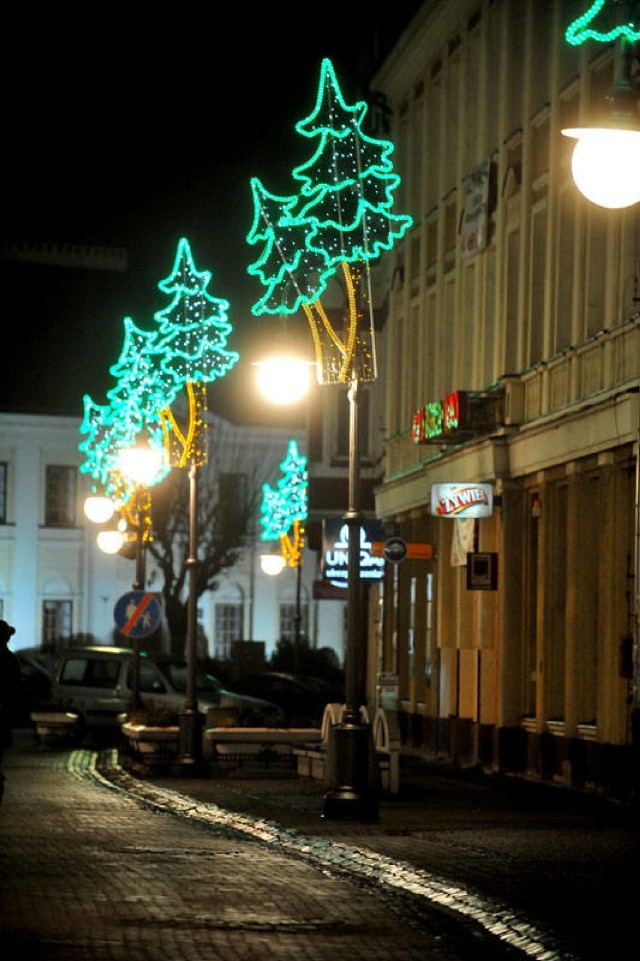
(231, 672, 344, 727)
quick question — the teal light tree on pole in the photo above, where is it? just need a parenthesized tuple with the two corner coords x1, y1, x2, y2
(247, 57, 412, 385)
(247, 58, 412, 820)
(79, 237, 239, 768)
(261, 440, 308, 670)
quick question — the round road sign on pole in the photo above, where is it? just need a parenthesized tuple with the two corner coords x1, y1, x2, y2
(114, 591, 161, 639)
(383, 536, 408, 564)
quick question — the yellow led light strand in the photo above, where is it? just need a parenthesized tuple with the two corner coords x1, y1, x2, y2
(280, 519, 305, 567)
(339, 261, 359, 382)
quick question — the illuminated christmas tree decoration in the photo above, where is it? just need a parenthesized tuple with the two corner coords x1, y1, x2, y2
(153, 237, 239, 387)
(566, 1, 640, 45)
(260, 439, 308, 566)
(79, 238, 240, 500)
(152, 237, 240, 468)
(247, 178, 329, 315)
(107, 316, 180, 427)
(247, 57, 412, 386)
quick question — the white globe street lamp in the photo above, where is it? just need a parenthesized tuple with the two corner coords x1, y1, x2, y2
(260, 552, 286, 576)
(96, 528, 124, 555)
(254, 356, 314, 405)
(562, 126, 640, 208)
(562, 42, 640, 209)
(84, 493, 115, 524)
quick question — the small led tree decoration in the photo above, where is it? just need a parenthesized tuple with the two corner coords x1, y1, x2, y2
(260, 439, 308, 563)
(153, 237, 239, 469)
(260, 440, 308, 667)
(563, 1, 640, 208)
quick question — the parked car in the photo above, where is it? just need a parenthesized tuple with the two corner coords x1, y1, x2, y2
(50, 646, 285, 738)
(231, 672, 345, 727)
(14, 647, 58, 724)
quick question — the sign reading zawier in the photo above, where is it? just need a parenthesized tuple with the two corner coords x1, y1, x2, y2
(430, 483, 493, 518)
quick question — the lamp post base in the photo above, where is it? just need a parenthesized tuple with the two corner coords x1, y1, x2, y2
(322, 719, 379, 821)
(173, 709, 208, 777)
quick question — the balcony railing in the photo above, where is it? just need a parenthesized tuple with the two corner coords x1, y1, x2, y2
(385, 315, 640, 480)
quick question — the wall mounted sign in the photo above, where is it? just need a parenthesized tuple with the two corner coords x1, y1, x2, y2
(411, 388, 503, 445)
(321, 518, 385, 587)
(412, 390, 467, 443)
(460, 158, 491, 259)
(466, 552, 498, 590)
(431, 483, 494, 518)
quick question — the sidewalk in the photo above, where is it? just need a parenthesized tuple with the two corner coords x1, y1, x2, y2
(107, 742, 640, 961)
(1, 728, 639, 961)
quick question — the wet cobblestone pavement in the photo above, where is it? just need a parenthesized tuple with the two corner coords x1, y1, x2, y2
(1, 730, 639, 960)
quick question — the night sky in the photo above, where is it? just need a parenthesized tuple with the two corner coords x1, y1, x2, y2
(0, 4, 422, 421)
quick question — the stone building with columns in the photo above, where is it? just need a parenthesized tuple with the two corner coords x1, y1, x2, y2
(368, 0, 640, 800)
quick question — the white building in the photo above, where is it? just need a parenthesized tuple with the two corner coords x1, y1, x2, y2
(0, 409, 346, 665)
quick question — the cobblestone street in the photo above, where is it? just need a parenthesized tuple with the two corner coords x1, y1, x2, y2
(1, 730, 639, 961)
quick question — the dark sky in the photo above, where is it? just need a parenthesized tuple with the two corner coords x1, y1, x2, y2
(0, 4, 422, 421)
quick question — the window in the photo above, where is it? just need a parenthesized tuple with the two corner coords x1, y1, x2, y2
(42, 600, 72, 650)
(214, 603, 243, 660)
(45, 466, 77, 527)
(219, 472, 247, 525)
(278, 602, 309, 643)
(0, 462, 7, 523)
(59, 654, 120, 688)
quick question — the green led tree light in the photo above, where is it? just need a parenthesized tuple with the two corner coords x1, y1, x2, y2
(79, 238, 239, 500)
(153, 237, 239, 387)
(153, 237, 240, 468)
(79, 317, 172, 505)
(247, 57, 412, 386)
(566, 1, 640, 45)
(260, 440, 308, 566)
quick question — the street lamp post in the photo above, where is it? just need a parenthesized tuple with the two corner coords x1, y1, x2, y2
(322, 379, 377, 821)
(175, 454, 205, 770)
(260, 523, 305, 673)
(248, 57, 412, 819)
(256, 373, 378, 821)
(260, 439, 308, 676)
(128, 485, 151, 712)
(562, 21, 640, 207)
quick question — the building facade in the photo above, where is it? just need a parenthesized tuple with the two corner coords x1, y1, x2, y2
(0, 410, 347, 668)
(369, 0, 640, 800)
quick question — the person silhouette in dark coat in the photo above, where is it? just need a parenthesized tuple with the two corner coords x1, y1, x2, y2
(0, 620, 22, 799)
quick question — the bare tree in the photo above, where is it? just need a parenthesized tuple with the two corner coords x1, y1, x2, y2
(144, 420, 263, 658)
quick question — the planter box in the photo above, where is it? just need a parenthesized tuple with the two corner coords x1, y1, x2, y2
(121, 721, 180, 770)
(31, 711, 79, 747)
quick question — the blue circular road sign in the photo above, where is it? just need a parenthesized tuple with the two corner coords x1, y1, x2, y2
(384, 536, 408, 564)
(114, 591, 161, 639)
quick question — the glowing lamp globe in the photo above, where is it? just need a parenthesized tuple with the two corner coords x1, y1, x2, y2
(562, 127, 640, 208)
(255, 357, 313, 404)
(260, 553, 286, 576)
(84, 494, 115, 524)
(118, 438, 166, 487)
(97, 529, 124, 555)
